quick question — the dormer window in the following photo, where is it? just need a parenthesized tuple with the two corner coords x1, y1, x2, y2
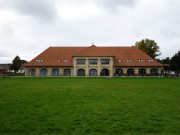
(118, 59, 121, 63)
(138, 59, 143, 62)
(36, 59, 43, 63)
(127, 59, 132, 63)
(64, 60, 68, 63)
(148, 59, 153, 62)
(58, 60, 61, 63)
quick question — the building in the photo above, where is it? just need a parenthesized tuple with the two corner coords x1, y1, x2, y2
(25, 45, 163, 77)
(0, 64, 25, 73)
(0, 66, 3, 74)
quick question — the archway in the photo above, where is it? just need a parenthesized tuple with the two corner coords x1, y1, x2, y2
(150, 68, 158, 75)
(77, 69, 85, 76)
(127, 69, 134, 75)
(52, 68, 59, 76)
(63, 69, 71, 76)
(101, 69, 109, 76)
(40, 68, 48, 76)
(115, 68, 123, 76)
(139, 69, 146, 76)
(28, 68, 36, 76)
(89, 69, 97, 76)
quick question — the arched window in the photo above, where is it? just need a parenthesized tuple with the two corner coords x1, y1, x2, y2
(115, 68, 123, 76)
(28, 68, 36, 76)
(63, 69, 71, 76)
(127, 69, 134, 75)
(139, 69, 146, 76)
(40, 68, 48, 76)
(77, 69, 85, 76)
(101, 69, 109, 76)
(89, 69, 97, 76)
(52, 68, 59, 76)
(150, 68, 158, 75)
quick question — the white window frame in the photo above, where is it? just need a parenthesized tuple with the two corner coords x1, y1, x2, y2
(148, 59, 154, 62)
(138, 59, 143, 62)
(126, 59, 132, 63)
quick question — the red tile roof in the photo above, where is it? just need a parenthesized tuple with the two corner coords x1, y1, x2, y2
(73, 45, 115, 57)
(25, 45, 163, 67)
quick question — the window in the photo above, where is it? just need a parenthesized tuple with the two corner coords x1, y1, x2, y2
(36, 59, 43, 63)
(127, 59, 132, 63)
(118, 59, 121, 63)
(138, 59, 143, 62)
(28, 69, 36, 76)
(64, 59, 68, 63)
(101, 59, 109, 64)
(89, 59, 97, 64)
(77, 59, 85, 64)
(77, 69, 85, 76)
(40, 68, 48, 76)
(64, 69, 71, 76)
(148, 59, 153, 62)
(58, 60, 61, 63)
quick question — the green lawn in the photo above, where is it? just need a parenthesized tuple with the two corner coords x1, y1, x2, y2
(0, 77, 180, 135)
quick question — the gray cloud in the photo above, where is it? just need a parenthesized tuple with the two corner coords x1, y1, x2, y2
(0, 23, 13, 37)
(0, 0, 180, 63)
(0, 0, 58, 22)
(96, 0, 138, 11)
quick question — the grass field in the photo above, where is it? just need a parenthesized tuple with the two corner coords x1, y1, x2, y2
(0, 77, 180, 135)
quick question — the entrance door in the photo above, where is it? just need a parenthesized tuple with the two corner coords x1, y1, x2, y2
(101, 69, 109, 76)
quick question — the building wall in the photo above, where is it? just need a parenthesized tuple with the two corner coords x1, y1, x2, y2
(25, 56, 163, 77)
(73, 56, 114, 77)
(25, 66, 73, 77)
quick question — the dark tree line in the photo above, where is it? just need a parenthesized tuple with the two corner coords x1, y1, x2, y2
(157, 51, 180, 72)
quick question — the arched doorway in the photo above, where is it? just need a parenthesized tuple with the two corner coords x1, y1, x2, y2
(63, 69, 71, 76)
(89, 69, 97, 76)
(52, 68, 59, 76)
(77, 69, 85, 76)
(101, 69, 109, 76)
(150, 68, 158, 75)
(127, 69, 134, 75)
(40, 68, 48, 76)
(28, 68, 36, 76)
(139, 69, 146, 76)
(115, 68, 123, 76)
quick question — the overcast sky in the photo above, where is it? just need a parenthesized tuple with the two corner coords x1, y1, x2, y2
(0, 0, 180, 63)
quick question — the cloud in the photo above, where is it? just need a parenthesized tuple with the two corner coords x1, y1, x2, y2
(0, 0, 58, 22)
(96, 0, 138, 11)
(0, 0, 180, 63)
(0, 23, 13, 36)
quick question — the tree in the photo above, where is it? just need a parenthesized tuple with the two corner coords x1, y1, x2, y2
(10, 56, 22, 73)
(20, 60, 28, 64)
(161, 57, 171, 64)
(170, 51, 180, 72)
(135, 39, 161, 58)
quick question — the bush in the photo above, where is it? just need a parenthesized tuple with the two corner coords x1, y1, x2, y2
(3, 72, 25, 76)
